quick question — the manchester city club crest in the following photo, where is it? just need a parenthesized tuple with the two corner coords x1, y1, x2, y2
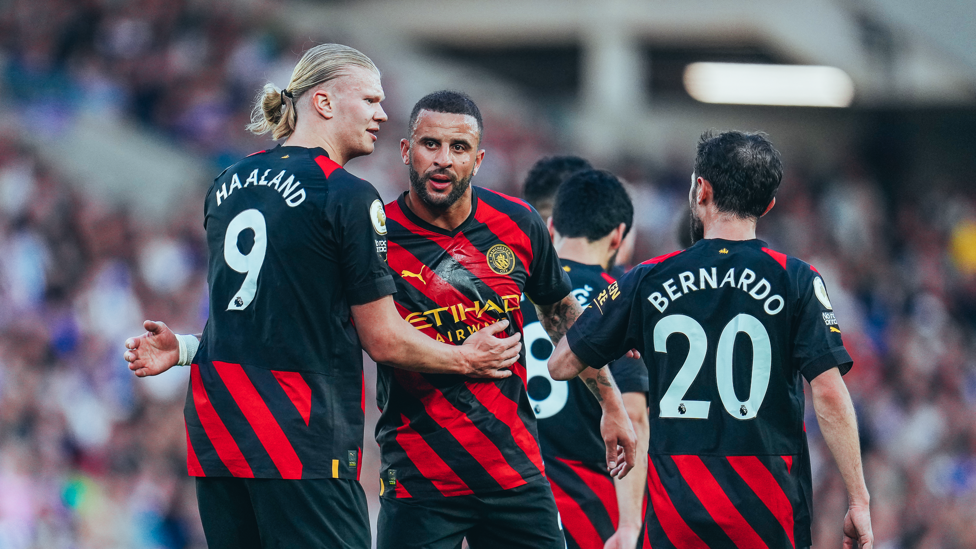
(487, 244, 516, 275)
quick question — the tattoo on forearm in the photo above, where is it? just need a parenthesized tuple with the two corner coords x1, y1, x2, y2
(582, 367, 617, 403)
(584, 378, 605, 402)
(537, 297, 583, 346)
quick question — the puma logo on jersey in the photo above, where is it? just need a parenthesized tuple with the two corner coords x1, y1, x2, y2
(401, 268, 426, 284)
(830, 326, 841, 333)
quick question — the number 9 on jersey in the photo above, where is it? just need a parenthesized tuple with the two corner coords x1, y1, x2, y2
(223, 209, 267, 311)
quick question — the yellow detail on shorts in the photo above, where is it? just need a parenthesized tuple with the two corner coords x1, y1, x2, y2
(563, 265, 571, 272)
(332, 459, 339, 478)
(380, 480, 385, 496)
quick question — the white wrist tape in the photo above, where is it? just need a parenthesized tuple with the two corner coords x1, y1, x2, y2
(176, 334, 200, 366)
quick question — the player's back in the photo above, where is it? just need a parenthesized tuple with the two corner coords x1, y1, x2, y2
(186, 145, 393, 481)
(569, 237, 852, 548)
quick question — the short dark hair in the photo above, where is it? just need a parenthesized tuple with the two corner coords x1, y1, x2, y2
(522, 155, 592, 212)
(693, 130, 782, 219)
(552, 169, 633, 242)
(408, 90, 483, 142)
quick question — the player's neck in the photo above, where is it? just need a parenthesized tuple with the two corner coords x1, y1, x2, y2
(404, 188, 473, 231)
(284, 125, 348, 166)
(554, 234, 614, 271)
(702, 212, 758, 241)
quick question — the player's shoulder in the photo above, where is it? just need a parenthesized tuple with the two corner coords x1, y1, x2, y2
(563, 259, 614, 289)
(475, 186, 540, 223)
(756, 244, 822, 283)
(639, 248, 685, 269)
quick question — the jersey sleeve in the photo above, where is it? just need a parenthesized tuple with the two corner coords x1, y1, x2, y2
(328, 177, 396, 306)
(792, 267, 853, 382)
(523, 209, 572, 306)
(609, 356, 649, 395)
(566, 266, 647, 368)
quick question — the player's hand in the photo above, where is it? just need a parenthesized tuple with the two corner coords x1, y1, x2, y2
(459, 319, 521, 379)
(603, 524, 640, 549)
(843, 503, 873, 549)
(123, 320, 181, 377)
(624, 348, 641, 359)
(601, 404, 637, 479)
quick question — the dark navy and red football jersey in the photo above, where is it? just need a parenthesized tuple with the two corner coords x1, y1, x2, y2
(375, 186, 572, 499)
(185, 145, 395, 480)
(521, 259, 648, 548)
(567, 238, 853, 548)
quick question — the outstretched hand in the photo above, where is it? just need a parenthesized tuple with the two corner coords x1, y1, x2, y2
(123, 320, 181, 377)
(459, 319, 522, 379)
(843, 504, 873, 549)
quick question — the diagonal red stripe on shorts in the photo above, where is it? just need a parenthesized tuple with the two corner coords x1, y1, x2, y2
(395, 414, 473, 497)
(555, 457, 619, 528)
(549, 474, 604, 548)
(727, 456, 795, 548)
(271, 370, 312, 426)
(395, 369, 526, 490)
(466, 381, 545, 475)
(671, 455, 767, 548)
(190, 364, 253, 477)
(185, 423, 204, 476)
(646, 459, 707, 549)
(782, 455, 793, 474)
(213, 361, 303, 479)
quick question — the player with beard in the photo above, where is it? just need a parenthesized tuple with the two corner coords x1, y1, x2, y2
(374, 90, 638, 549)
(522, 169, 650, 549)
(551, 131, 873, 549)
(120, 46, 521, 549)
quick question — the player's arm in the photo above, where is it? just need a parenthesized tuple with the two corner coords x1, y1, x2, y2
(810, 368, 873, 549)
(123, 303, 522, 380)
(536, 296, 637, 478)
(351, 295, 520, 378)
(605, 391, 649, 549)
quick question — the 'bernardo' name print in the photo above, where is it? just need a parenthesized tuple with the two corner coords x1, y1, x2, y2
(647, 266, 784, 315)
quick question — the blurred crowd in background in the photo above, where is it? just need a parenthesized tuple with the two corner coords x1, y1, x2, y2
(1, 0, 976, 548)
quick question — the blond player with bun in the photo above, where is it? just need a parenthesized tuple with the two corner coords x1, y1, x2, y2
(123, 44, 522, 549)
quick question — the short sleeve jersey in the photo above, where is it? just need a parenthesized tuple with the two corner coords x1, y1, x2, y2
(521, 259, 648, 464)
(375, 187, 572, 499)
(184, 145, 395, 480)
(566, 238, 852, 548)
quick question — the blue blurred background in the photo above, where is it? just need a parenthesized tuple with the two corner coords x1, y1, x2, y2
(0, 0, 975, 547)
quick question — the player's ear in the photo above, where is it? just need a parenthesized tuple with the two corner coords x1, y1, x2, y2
(400, 138, 411, 165)
(761, 197, 776, 217)
(609, 222, 626, 251)
(696, 177, 712, 204)
(471, 149, 486, 176)
(547, 216, 555, 240)
(310, 87, 334, 120)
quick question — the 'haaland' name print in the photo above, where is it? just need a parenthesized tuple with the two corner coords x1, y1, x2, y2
(215, 168, 306, 207)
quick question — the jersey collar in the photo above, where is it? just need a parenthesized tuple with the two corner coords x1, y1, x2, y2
(396, 186, 481, 237)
